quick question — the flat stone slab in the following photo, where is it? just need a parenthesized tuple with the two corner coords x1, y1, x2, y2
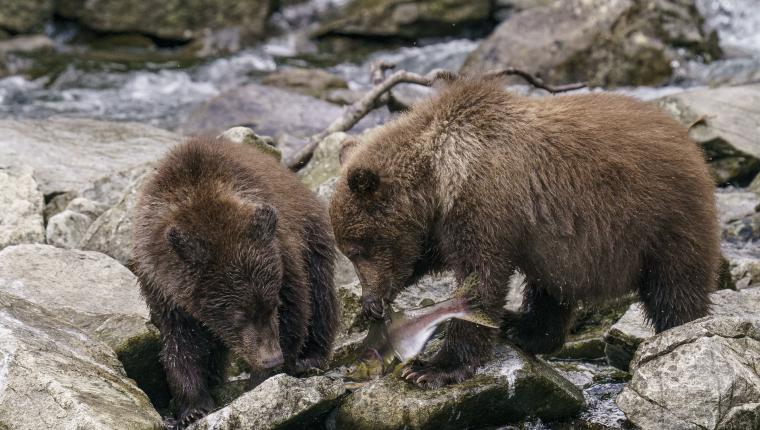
(0, 118, 177, 196)
(189, 374, 345, 430)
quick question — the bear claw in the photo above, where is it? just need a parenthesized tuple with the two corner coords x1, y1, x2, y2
(178, 408, 209, 429)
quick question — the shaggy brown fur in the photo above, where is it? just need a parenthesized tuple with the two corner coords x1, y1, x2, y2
(330, 78, 719, 388)
(132, 137, 338, 427)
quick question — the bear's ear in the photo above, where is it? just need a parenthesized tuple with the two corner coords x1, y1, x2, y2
(250, 203, 278, 241)
(166, 226, 210, 267)
(339, 136, 361, 166)
(347, 167, 380, 197)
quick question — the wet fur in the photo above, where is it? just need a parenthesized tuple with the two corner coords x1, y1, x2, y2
(132, 137, 339, 425)
(330, 78, 719, 388)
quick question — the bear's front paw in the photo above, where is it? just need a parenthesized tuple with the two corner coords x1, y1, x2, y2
(400, 361, 474, 389)
(178, 407, 210, 429)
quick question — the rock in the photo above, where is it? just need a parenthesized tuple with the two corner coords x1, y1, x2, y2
(605, 287, 760, 369)
(57, 0, 271, 42)
(189, 374, 345, 430)
(657, 84, 760, 185)
(723, 247, 760, 291)
(262, 68, 348, 99)
(552, 298, 634, 361)
(298, 132, 349, 191)
(0, 291, 162, 429)
(0, 244, 166, 405)
(750, 173, 760, 195)
(183, 84, 391, 162)
(335, 342, 584, 429)
(45, 210, 92, 248)
(0, 118, 177, 197)
(0, 165, 45, 249)
(218, 126, 281, 161)
(80, 171, 149, 266)
(314, 0, 492, 39)
(617, 316, 760, 430)
(316, 176, 340, 205)
(724, 213, 760, 243)
(0, 34, 54, 56)
(45, 197, 108, 248)
(715, 189, 760, 225)
(0, 1, 54, 33)
(462, 0, 721, 87)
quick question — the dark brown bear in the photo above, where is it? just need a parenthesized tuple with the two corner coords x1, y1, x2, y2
(132, 137, 338, 427)
(330, 77, 719, 389)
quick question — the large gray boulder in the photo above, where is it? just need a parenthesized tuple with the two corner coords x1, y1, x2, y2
(0, 118, 177, 197)
(335, 342, 584, 429)
(462, 0, 720, 87)
(0, 292, 162, 429)
(605, 287, 760, 369)
(0, 0, 54, 33)
(0, 245, 166, 405)
(182, 84, 389, 162)
(0, 164, 45, 249)
(57, 0, 271, 42)
(617, 317, 760, 430)
(189, 374, 345, 430)
(657, 84, 760, 185)
(314, 0, 492, 39)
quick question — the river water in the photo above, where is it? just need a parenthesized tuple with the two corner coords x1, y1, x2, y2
(1, 0, 758, 132)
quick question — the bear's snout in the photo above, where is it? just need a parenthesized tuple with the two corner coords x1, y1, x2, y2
(361, 295, 385, 320)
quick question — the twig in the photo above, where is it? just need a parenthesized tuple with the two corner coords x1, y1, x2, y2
(285, 66, 586, 170)
(485, 68, 588, 93)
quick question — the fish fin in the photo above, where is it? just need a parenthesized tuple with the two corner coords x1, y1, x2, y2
(456, 309, 500, 329)
(453, 273, 480, 299)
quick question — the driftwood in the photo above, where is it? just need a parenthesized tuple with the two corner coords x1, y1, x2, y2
(286, 65, 586, 170)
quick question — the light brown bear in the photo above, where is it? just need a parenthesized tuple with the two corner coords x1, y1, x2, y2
(329, 77, 719, 388)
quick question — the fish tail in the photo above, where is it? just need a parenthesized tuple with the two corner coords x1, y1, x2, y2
(452, 273, 500, 328)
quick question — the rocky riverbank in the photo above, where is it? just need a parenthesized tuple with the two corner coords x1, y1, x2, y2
(1, 0, 759, 428)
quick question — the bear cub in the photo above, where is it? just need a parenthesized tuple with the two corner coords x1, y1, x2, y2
(132, 137, 338, 427)
(330, 77, 719, 389)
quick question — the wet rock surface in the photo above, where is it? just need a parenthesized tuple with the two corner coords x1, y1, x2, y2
(617, 315, 760, 430)
(0, 164, 45, 249)
(189, 374, 346, 430)
(335, 343, 584, 429)
(0, 291, 162, 429)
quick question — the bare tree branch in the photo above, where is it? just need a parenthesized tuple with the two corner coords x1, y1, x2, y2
(286, 66, 586, 170)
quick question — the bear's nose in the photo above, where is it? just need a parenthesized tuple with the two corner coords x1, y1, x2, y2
(361, 296, 385, 320)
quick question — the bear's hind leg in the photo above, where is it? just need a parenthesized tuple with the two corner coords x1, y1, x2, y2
(505, 283, 574, 354)
(294, 220, 339, 373)
(638, 238, 714, 333)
